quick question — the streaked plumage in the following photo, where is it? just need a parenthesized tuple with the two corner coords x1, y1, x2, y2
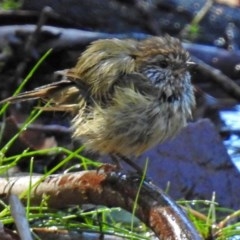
(1, 36, 195, 156)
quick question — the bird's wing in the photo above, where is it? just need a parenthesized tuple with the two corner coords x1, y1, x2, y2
(66, 39, 138, 99)
(0, 72, 158, 112)
(117, 72, 160, 98)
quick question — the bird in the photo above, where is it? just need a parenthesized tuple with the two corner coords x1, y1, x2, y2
(0, 35, 196, 172)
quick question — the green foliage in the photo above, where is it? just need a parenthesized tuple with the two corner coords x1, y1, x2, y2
(0, 0, 22, 10)
(180, 197, 240, 240)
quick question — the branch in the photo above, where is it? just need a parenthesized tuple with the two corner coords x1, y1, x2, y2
(192, 56, 240, 101)
(0, 168, 202, 239)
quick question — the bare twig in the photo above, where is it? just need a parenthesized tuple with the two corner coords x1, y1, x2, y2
(17, 123, 70, 134)
(179, 0, 214, 38)
(192, 56, 240, 101)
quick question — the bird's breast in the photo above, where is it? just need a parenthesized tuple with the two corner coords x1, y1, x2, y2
(72, 90, 191, 156)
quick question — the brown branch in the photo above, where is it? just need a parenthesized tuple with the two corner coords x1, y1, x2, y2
(0, 168, 202, 240)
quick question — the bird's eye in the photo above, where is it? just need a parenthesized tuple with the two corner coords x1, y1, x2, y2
(158, 60, 168, 68)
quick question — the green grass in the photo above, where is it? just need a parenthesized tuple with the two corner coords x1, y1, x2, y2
(179, 197, 240, 239)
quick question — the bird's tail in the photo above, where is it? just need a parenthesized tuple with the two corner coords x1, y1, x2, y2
(0, 80, 87, 112)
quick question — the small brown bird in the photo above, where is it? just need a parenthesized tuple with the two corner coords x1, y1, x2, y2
(1, 36, 195, 170)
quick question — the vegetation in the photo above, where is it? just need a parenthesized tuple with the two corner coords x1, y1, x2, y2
(0, 0, 22, 10)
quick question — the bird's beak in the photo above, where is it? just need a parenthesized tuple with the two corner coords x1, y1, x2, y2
(186, 61, 197, 69)
(174, 61, 197, 75)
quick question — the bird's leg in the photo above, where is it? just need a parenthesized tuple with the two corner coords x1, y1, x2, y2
(112, 153, 146, 176)
(110, 154, 123, 170)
